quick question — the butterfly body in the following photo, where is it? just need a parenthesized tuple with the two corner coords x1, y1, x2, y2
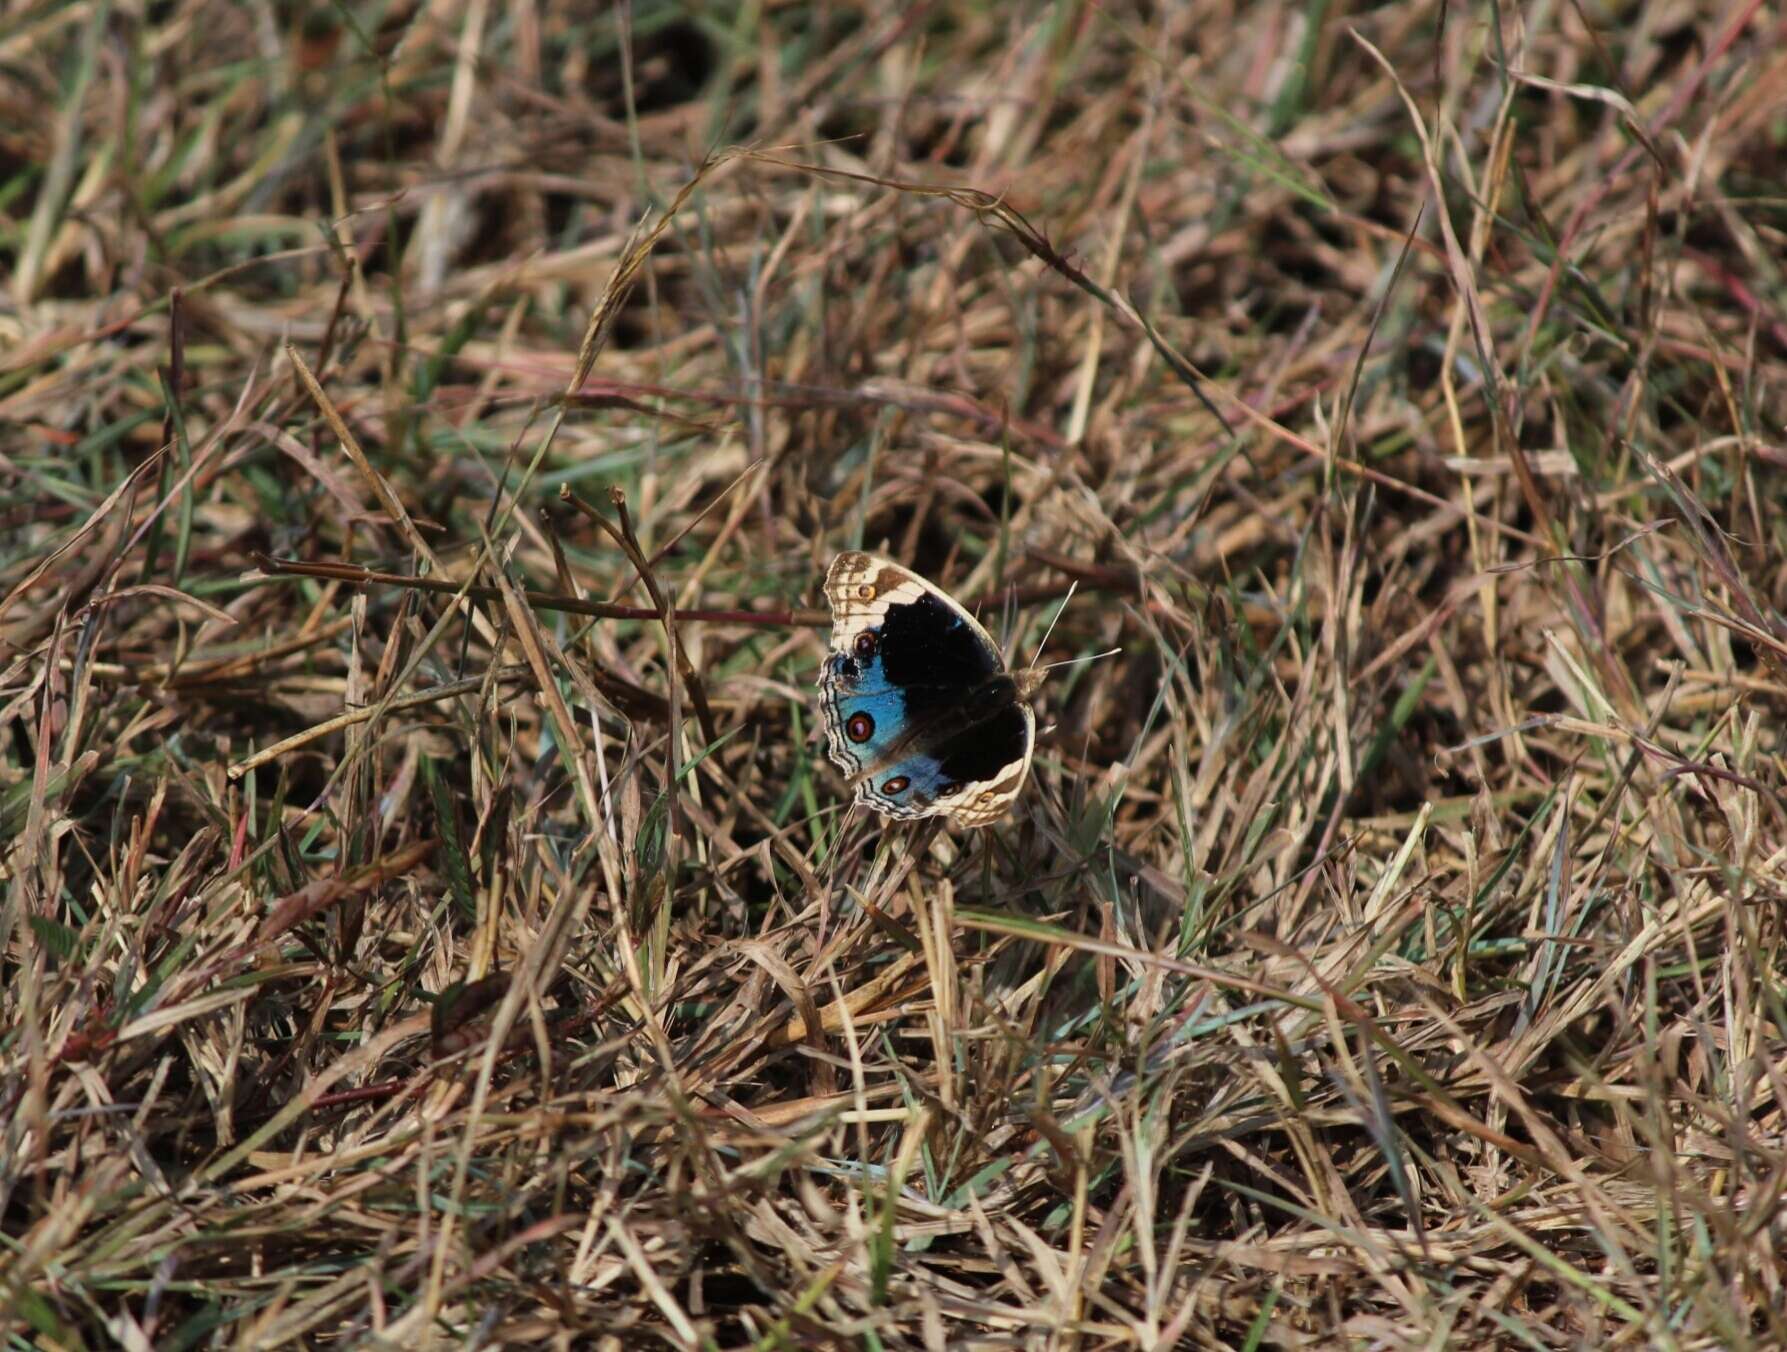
(818, 552, 1036, 826)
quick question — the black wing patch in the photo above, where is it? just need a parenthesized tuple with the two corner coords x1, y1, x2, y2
(876, 590, 1003, 721)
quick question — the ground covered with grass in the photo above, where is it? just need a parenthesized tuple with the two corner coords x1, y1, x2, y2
(5, 1, 1787, 1346)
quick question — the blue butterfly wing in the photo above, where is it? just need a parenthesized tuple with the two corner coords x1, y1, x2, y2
(856, 702, 1033, 821)
(819, 650, 970, 818)
(817, 648, 908, 778)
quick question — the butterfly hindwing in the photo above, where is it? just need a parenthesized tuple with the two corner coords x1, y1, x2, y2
(816, 647, 907, 778)
(818, 552, 1036, 826)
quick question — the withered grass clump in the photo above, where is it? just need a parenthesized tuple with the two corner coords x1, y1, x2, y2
(4, 2, 1786, 1346)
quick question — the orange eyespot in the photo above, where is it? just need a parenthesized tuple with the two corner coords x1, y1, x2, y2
(846, 713, 874, 742)
(857, 583, 875, 599)
(882, 775, 910, 794)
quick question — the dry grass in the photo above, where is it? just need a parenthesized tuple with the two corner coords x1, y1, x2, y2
(5, 0, 1787, 1346)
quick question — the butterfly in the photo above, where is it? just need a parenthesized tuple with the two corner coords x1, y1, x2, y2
(817, 551, 1040, 826)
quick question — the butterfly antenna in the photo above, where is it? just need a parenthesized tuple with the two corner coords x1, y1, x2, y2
(1036, 647, 1122, 674)
(1027, 581, 1078, 668)
(1016, 582, 1121, 696)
